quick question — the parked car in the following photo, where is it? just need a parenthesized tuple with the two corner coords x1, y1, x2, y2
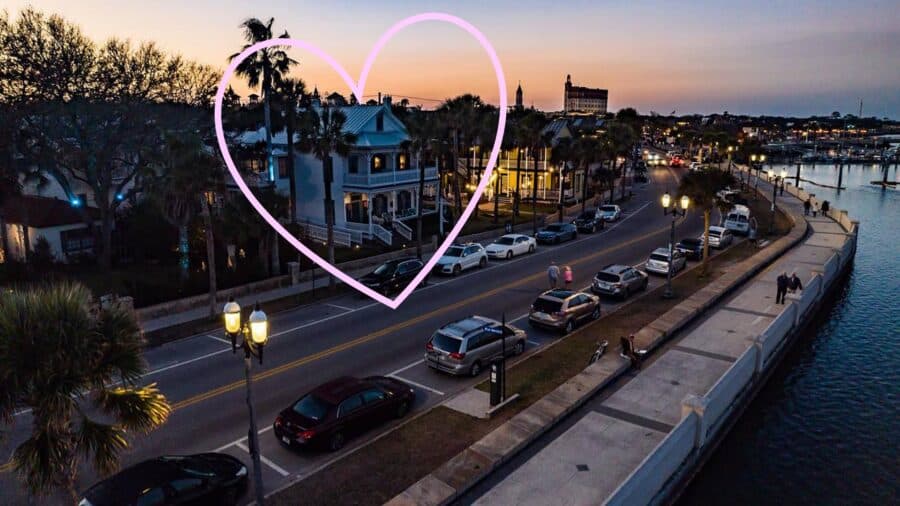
(274, 376, 415, 452)
(434, 243, 487, 275)
(591, 264, 649, 299)
(716, 187, 740, 203)
(79, 453, 248, 506)
(573, 209, 604, 233)
(358, 257, 425, 295)
(528, 289, 601, 334)
(702, 226, 734, 249)
(599, 205, 622, 222)
(675, 237, 705, 260)
(644, 247, 687, 275)
(535, 222, 578, 244)
(689, 161, 702, 171)
(425, 316, 526, 376)
(485, 234, 536, 259)
(723, 205, 751, 235)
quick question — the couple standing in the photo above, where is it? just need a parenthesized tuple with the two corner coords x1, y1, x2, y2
(776, 271, 804, 304)
(548, 261, 573, 289)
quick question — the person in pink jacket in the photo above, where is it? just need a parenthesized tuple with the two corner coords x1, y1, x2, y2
(563, 265, 574, 288)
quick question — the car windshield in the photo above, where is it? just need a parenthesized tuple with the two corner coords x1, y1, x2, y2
(709, 230, 722, 237)
(680, 238, 701, 246)
(532, 298, 563, 313)
(650, 253, 670, 262)
(445, 246, 464, 257)
(727, 214, 748, 223)
(544, 224, 564, 232)
(372, 262, 397, 276)
(577, 212, 594, 220)
(601, 206, 616, 212)
(292, 394, 332, 421)
(595, 272, 620, 283)
(176, 458, 215, 478)
(431, 332, 462, 353)
(494, 237, 515, 245)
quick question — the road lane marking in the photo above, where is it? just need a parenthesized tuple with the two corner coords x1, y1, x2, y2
(214, 426, 273, 452)
(144, 348, 233, 377)
(387, 359, 424, 377)
(389, 374, 445, 396)
(170, 213, 669, 412)
(527, 340, 542, 346)
(235, 442, 290, 477)
(324, 303, 354, 311)
(206, 334, 232, 345)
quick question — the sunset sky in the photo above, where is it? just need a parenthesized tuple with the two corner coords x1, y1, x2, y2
(6, 0, 900, 117)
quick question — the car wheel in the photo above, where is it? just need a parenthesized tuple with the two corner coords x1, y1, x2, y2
(572, 232, 578, 240)
(622, 287, 630, 300)
(528, 244, 535, 253)
(453, 264, 461, 276)
(591, 225, 596, 233)
(554, 236, 561, 245)
(329, 432, 346, 452)
(395, 401, 410, 418)
(513, 340, 525, 355)
(642, 278, 649, 291)
(591, 306, 601, 320)
(479, 257, 487, 268)
(564, 319, 575, 334)
(506, 250, 513, 259)
(470, 361, 482, 377)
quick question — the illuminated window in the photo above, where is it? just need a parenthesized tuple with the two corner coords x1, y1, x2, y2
(398, 153, 408, 170)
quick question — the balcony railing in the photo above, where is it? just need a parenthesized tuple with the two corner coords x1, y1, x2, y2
(344, 166, 438, 187)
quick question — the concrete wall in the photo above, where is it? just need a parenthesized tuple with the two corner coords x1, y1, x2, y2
(605, 415, 697, 506)
(758, 304, 796, 367)
(821, 253, 840, 285)
(797, 275, 822, 318)
(702, 346, 758, 436)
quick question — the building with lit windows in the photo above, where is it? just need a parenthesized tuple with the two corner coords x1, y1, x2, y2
(564, 74, 608, 115)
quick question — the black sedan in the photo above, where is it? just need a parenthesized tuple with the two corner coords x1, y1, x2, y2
(274, 376, 415, 452)
(675, 237, 704, 260)
(573, 210, 604, 233)
(79, 453, 248, 506)
(535, 222, 578, 244)
(357, 257, 425, 295)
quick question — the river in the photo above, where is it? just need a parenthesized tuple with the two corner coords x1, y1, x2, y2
(678, 163, 900, 505)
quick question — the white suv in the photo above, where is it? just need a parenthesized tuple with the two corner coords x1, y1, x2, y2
(434, 243, 488, 276)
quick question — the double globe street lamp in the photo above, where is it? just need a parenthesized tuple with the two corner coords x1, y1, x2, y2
(767, 169, 789, 235)
(224, 297, 269, 506)
(661, 192, 690, 299)
(750, 154, 766, 197)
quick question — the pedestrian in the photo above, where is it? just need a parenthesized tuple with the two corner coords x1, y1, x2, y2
(563, 265, 574, 288)
(821, 200, 830, 214)
(812, 201, 819, 217)
(776, 271, 789, 304)
(803, 198, 811, 216)
(548, 261, 560, 289)
(789, 272, 803, 294)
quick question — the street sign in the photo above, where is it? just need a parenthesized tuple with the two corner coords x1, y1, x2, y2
(483, 326, 503, 335)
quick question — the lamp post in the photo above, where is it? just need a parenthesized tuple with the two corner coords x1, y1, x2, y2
(661, 192, 689, 299)
(768, 169, 788, 235)
(726, 146, 734, 174)
(224, 297, 269, 506)
(752, 154, 766, 198)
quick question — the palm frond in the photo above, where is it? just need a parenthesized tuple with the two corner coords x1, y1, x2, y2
(96, 383, 171, 434)
(76, 417, 128, 476)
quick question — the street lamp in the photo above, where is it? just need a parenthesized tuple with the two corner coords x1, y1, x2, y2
(223, 297, 269, 506)
(768, 170, 787, 235)
(661, 192, 689, 299)
(752, 154, 766, 198)
(726, 146, 734, 174)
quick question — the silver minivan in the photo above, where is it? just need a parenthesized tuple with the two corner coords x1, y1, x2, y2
(425, 316, 526, 376)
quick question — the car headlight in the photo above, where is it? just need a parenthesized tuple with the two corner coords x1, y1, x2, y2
(236, 466, 248, 477)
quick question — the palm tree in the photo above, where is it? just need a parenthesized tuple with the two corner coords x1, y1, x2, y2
(229, 17, 297, 183)
(304, 104, 357, 290)
(677, 169, 735, 275)
(550, 137, 575, 222)
(0, 282, 171, 503)
(606, 121, 637, 201)
(573, 136, 602, 211)
(402, 107, 436, 259)
(274, 77, 307, 224)
(515, 112, 551, 233)
(438, 94, 487, 216)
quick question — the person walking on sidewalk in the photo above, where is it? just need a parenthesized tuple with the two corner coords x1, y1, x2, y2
(804, 198, 811, 215)
(548, 262, 560, 289)
(776, 271, 789, 304)
(789, 272, 803, 294)
(563, 265, 574, 288)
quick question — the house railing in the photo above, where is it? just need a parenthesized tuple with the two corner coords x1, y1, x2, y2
(300, 222, 361, 247)
(344, 166, 438, 187)
(373, 224, 393, 246)
(392, 219, 413, 241)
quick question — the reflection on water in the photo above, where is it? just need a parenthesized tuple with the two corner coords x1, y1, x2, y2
(679, 164, 900, 506)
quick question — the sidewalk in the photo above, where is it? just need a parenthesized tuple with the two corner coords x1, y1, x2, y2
(468, 172, 856, 505)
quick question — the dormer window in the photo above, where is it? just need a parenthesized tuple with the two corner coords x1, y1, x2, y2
(376, 112, 384, 132)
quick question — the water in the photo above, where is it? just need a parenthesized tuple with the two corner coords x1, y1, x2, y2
(679, 163, 900, 505)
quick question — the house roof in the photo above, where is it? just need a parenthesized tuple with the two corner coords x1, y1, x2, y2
(1, 195, 100, 229)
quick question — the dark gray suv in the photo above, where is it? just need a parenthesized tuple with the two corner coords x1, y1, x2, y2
(425, 316, 526, 376)
(591, 264, 649, 299)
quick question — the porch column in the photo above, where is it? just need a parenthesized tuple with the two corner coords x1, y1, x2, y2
(413, 187, 419, 212)
(391, 190, 397, 218)
(367, 192, 373, 236)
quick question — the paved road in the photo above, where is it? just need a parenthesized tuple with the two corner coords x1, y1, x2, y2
(0, 164, 711, 504)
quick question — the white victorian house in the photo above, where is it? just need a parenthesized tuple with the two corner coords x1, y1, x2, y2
(235, 98, 440, 247)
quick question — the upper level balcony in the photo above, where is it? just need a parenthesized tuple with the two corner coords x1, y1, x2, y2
(344, 166, 438, 188)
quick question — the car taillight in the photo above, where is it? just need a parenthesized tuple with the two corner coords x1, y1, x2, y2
(425, 340, 434, 352)
(449, 352, 465, 360)
(298, 429, 316, 440)
(274, 415, 283, 427)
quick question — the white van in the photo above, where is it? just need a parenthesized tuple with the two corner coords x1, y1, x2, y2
(724, 205, 751, 235)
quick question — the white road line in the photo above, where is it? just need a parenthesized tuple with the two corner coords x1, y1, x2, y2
(324, 303, 354, 311)
(387, 359, 424, 377)
(205, 334, 232, 345)
(509, 313, 530, 323)
(144, 348, 233, 377)
(388, 374, 445, 396)
(234, 442, 290, 477)
(527, 339, 542, 346)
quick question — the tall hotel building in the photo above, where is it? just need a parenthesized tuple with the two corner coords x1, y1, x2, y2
(563, 74, 608, 115)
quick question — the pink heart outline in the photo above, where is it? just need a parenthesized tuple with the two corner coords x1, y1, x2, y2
(213, 12, 507, 309)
